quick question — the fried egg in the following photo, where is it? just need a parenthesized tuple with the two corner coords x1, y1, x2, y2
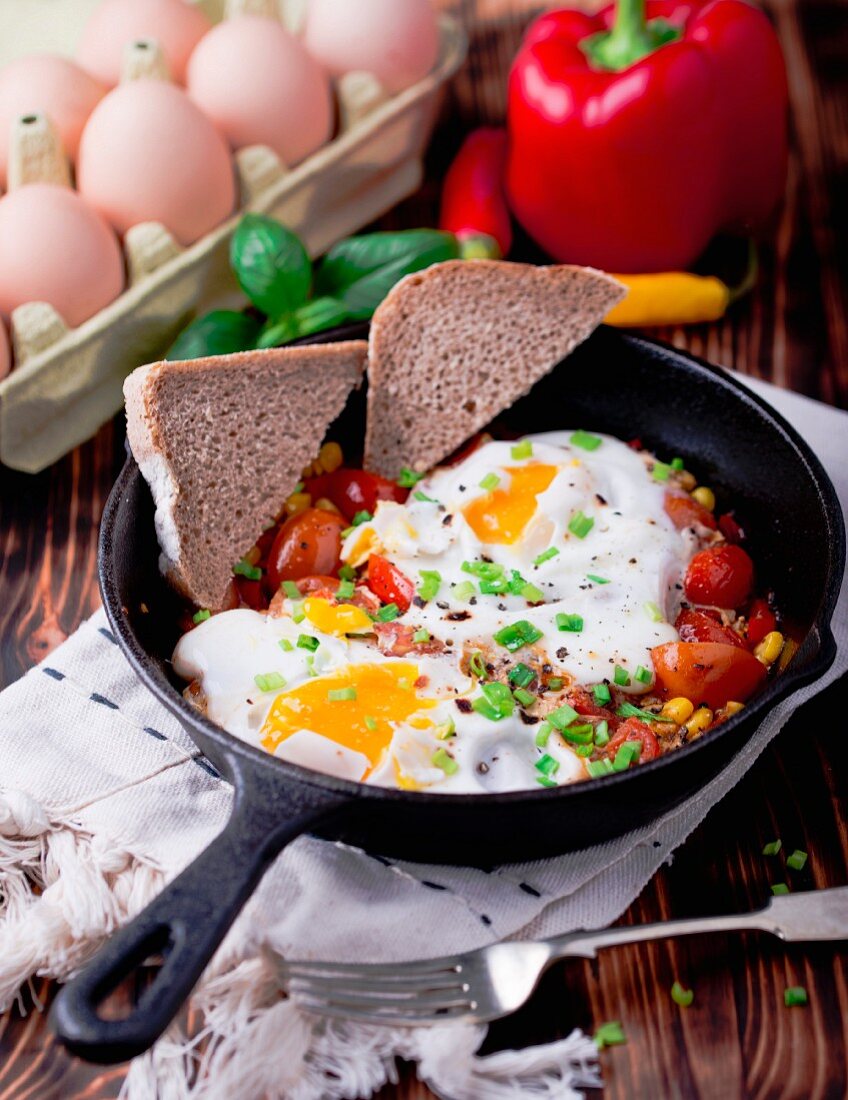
(174, 432, 700, 794)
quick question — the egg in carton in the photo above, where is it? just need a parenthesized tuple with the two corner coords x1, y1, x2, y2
(0, 0, 466, 473)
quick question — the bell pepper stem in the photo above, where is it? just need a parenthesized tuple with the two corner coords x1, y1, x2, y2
(581, 0, 682, 71)
(727, 239, 759, 304)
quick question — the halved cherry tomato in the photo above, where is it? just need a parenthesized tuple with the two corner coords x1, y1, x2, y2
(684, 544, 754, 609)
(747, 597, 777, 646)
(294, 575, 341, 598)
(605, 718, 660, 763)
(367, 554, 415, 613)
(675, 608, 744, 648)
(235, 575, 264, 610)
(266, 508, 347, 588)
(664, 491, 718, 531)
(652, 642, 767, 709)
(306, 468, 407, 522)
(566, 688, 618, 724)
(718, 512, 745, 543)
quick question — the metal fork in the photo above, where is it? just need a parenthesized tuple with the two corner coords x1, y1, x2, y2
(278, 887, 848, 1027)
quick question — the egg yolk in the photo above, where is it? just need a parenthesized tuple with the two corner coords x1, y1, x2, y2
(463, 464, 558, 544)
(303, 597, 372, 635)
(259, 661, 435, 773)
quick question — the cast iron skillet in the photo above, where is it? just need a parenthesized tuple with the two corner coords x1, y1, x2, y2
(52, 325, 844, 1064)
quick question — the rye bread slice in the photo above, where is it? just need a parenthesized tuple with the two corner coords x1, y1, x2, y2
(124, 343, 367, 610)
(364, 260, 626, 477)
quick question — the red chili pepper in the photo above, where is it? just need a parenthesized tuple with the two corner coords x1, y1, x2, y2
(746, 597, 776, 646)
(439, 128, 513, 259)
(505, 0, 788, 272)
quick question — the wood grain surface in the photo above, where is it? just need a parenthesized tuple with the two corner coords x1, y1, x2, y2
(1, 0, 846, 1097)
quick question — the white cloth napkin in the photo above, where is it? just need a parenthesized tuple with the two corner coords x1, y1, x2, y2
(1, 375, 845, 1100)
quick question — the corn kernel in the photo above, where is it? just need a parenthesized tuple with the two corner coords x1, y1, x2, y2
(661, 697, 694, 724)
(243, 545, 261, 566)
(691, 486, 716, 511)
(314, 497, 341, 515)
(678, 471, 697, 491)
(754, 630, 784, 666)
(723, 701, 745, 718)
(284, 492, 311, 516)
(684, 706, 713, 736)
(318, 441, 343, 474)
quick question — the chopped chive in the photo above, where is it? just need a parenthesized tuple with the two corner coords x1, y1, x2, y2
(352, 510, 372, 526)
(644, 600, 663, 622)
(254, 671, 286, 692)
(594, 720, 610, 746)
(593, 683, 611, 705)
(521, 582, 545, 604)
(771, 883, 790, 896)
(613, 665, 631, 687)
(472, 681, 515, 721)
(305, 655, 316, 676)
(377, 603, 400, 622)
(414, 490, 438, 504)
(575, 743, 593, 757)
(327, 686, 357, 702)
(634, 665, 652, 684)
(338, 563, 356, 581)
(671, 981, 694, 1007)
(418, 569, 441, 602)
(537, 774, 558, 788)
(364, 715, 377, 731)
(291, 602, 306, 624)
(508, 663, 535, 688)
(341, 526, 355, 538)
(533, 547, 560, 567)
(587, 758, 614, 779)
(282, 580, 300, 598)
(397, 467, 425, 488)
(762, 839, 782, 856)
(784, 986, 808, 1007)
(413, 627, 431, 643)
(469, 651, 487, 679)
(568, 511, 594, 539)
(479, 472, 501, 491)
(479, 577, 509, 596)
(535, 753, 559, 778)
(563, 723, 593, 745)
(513, 687, 536, 707)
(594, 1021, 627, 1049)
(452, 580, 476, 603)
(586, 574, 610, 585)
(192, 608, 211, 624)
(570, 429, 602, 452)
(292, 481, 305, 493)
(615, 702, 672, 723)
(671, 457, 685, 471)
(547, 677, 564, 690)
(535, 722, 552, 747)
(431, 748, 458, 775)
(652, 461, 671, 482)
(462, 560, 505, 581)
(278, 638, 293, 652)
(297, 634, 319, 652)
(233, 559, 262, 581)
(786, 850, 808, 871)
(549, 704, 579, 731)
(337, 579, 355, 600)
(556, 612, 584, 633)
(493, 620, 543, 652)
(511, 439, 533, 460)
(612, 740, 641, 771)
(435, 717, 456, 740)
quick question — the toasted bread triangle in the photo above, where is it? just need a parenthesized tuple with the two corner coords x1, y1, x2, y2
(125, 343, 367, 610)
(364, 261, 625, 477)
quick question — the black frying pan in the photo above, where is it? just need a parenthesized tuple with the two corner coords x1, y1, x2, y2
(51, 325, 844, 1064)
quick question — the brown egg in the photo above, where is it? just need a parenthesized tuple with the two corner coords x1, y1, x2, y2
(0, 318, 10, 380)
(77, 80, 236, 246)
(77, 0, 211, 87)
(0, 184, 124, 328)
(0, 55, 106, 187)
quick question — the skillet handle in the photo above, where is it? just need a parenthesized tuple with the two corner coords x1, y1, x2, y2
(51, 760, 349, 1064)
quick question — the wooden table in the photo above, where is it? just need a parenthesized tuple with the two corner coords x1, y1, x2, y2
(1, 0, 846, 1096)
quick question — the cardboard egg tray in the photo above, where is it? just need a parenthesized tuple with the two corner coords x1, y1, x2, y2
(0, 14, 466, 473)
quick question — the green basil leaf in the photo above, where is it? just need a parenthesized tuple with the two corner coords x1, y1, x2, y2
(336, 234, 461, 321)
(292, 297, 352, 337)
(254, 315, 299, 350)
(314, 230, 459, 297)
(166, 311, 261, 361)
(230, 214, 311, 317)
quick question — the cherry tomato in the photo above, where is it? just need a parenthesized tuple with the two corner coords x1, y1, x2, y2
(664, 491, 717, 531)
(684, 544, 754, 608)
(651, 642, 767, 709)
(675, 608, 744, 648)
(566, 688, 618, 724)
(367, 553, 415, 613)
(718, 512, 745, 543)
(266, 508, 347, 588)
(747, 598, 777, 646)
(294, 575, 341, 598)
(235, 576, 264, 610)
(308, 468, 407, 521)
(605, 718, 660, 762)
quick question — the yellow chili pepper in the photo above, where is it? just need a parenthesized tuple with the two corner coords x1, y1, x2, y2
(606, 241, 757, 328)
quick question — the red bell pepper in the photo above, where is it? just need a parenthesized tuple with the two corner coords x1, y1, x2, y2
(506, 0, 788, 272)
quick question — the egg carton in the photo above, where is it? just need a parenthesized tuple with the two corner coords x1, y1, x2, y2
(0, 9, 466, 473)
